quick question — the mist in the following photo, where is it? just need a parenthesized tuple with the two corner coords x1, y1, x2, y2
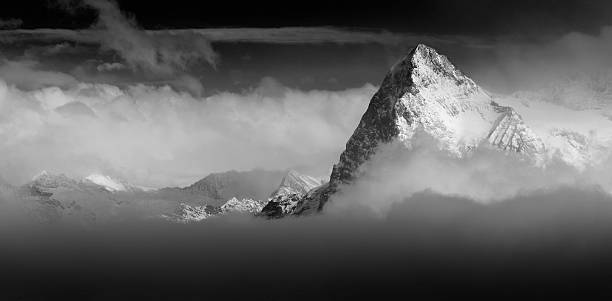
(0, 77, 374, 187)
(325, 136, 612, 215)
(4, 187, 612, 299)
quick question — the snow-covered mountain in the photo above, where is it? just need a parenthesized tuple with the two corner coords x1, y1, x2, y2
(269, 170, 323, 197)
(273, 44, 612, 216)
(162, 169, 286, 206)
(84, 173, 151, 192)
(16, 171, 120, 224)
(261, 170, 324, 218)
(220, 197, 267, 213)
(166, 170, 321, 222)
(8, 171, 162, 224)
(163, 203, 221, 223)
(164, 198, 268, 223)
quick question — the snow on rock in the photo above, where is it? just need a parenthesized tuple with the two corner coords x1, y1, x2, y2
(30, 171, 82, 195)
(85, 174, 128, 192)
(162, 203, 220, 223)
(269, 170, 323, 197)
(260, 170, 324, 218)
(287, 44, 550, 216)
(84, 173, 151, 192)
(164, 197, 267, 223)
(220, 197, 267, 214)
(486, 106, 545, 155)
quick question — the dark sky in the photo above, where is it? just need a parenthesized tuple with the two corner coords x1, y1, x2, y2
(1, 0, 612, 95)
(2, 0, 612, 36)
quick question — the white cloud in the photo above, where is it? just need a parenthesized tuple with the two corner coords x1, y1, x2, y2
(324, 137, 612, 216)
(0, 77, 375, 187)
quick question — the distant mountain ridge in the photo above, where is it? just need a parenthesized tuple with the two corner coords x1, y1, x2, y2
(161, 169, 287, 206)
(167, 170, 321, 222)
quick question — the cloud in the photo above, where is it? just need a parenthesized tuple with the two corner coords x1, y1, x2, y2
(160, 27, 486, 46)
(81, 0, 218, 74)
(0, 77, 375, 187)
(456, 26, 612, 94)
(0, 18, 22, 29)
(96, 62, 125, 72)
(0, 59, 78, 89)
(326, 136, 611, 216)
(0, 27, 488, 47)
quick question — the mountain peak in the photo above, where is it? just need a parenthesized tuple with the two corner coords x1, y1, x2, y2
(271, 170, 322, 198)
(85, 174, 128, 192)
(389, 44, 479, 95)
(392, 43, 441, 71)
(285, 43, 545, 216)
(260, 170, 324, 218)
(32, 170, 49, 181)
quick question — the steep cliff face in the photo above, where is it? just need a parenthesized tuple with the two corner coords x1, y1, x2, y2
(290, 44, 545, 215)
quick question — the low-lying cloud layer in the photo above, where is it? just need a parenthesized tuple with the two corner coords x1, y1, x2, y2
(0, 77, 375, 187)
(327, 140, 610, 215)
(3, 187, 612, 299)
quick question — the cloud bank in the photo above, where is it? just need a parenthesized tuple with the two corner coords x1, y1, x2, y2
(0, 77, 375, 187)
(326, 140, 602, 215)
(3, 187, 612, 299)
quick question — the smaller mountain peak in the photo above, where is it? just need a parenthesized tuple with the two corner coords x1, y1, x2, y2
(31, 170, 71, 183)
(271, 170, 322, 198)
(283, 169, 301, 180)
(85, 174, 128, 192)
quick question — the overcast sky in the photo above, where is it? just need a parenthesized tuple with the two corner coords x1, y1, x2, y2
(2, 0, 612, 35)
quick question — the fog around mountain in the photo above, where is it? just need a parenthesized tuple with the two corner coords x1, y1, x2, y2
(4, 1, 612, 298)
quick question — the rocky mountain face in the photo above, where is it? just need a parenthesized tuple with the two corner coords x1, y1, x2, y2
(278, 44, 555, 216)
(167, 170, 321, 222)
(163, 197, 268, 223)
(260, 170, 324, 218)
(14, 171, 129, 224)
(163, 203, 220, 223)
